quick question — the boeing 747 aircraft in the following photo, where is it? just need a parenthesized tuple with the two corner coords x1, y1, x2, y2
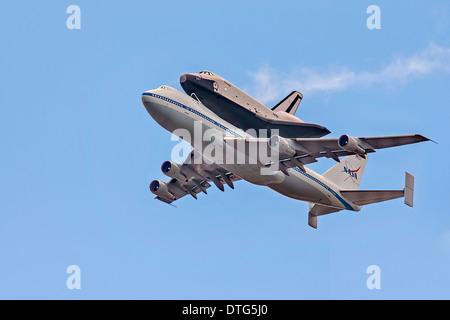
(141, 72, 430, 228)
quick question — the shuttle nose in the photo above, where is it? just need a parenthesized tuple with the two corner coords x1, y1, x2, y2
(180, 74, 198, 94)
(180, 73, 198, 84)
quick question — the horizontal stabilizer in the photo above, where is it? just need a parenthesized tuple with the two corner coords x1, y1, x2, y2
(340, 190, 404, 206)
(308, 203, 342, 229)
(308, 213, 318, 229)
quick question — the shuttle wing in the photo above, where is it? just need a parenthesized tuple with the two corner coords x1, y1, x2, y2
(153, 150, 241, 204)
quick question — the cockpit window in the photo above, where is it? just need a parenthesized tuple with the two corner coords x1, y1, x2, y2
(199, 71, 214, 76)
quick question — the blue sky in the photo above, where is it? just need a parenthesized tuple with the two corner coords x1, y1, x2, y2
(0, 1, 449, 299)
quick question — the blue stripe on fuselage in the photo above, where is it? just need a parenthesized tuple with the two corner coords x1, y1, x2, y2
(142, 92, 242, 138)
(291, 167, 354, 210)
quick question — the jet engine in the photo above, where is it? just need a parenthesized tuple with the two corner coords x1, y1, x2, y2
(161, 161, 187, 182)
(338, 135, 366, 156)
(149, 180, 175, 200)
(268, 135, 296, 156)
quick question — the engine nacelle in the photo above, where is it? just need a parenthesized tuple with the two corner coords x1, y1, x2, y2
(149, 180, 175, 200)
(161, 161, 187, 181)
(268, 135, 296, 156)
(338, 135, 365, 156)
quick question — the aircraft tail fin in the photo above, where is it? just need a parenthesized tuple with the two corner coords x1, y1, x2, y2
(322, 154, 368, 190)
(271, 91, 303, 115)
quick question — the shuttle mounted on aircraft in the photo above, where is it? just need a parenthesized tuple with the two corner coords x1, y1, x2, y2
(141, 71, 430, 228)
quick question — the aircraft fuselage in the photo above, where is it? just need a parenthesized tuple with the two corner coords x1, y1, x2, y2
(142, 86, 359, 211)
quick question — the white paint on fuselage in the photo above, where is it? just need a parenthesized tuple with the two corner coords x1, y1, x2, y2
(142, 86, 358, 211)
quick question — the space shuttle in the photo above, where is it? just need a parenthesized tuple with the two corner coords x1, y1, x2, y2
(180, 71, 330, 138)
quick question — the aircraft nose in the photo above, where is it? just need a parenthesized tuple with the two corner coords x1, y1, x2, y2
(141, 92, 152, 103)
(180, 74, 187, 83)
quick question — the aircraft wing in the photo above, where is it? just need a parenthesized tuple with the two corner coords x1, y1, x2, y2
(288, 134, 430, 162)
(152, 149, 241, 204)
(225, 134, 430, 170)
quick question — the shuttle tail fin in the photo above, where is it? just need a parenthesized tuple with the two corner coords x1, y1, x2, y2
(271, 91, 303, 115)
(322, 154, 368, 190)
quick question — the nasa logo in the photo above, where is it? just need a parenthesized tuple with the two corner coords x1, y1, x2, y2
(342, 161, 361, 183)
